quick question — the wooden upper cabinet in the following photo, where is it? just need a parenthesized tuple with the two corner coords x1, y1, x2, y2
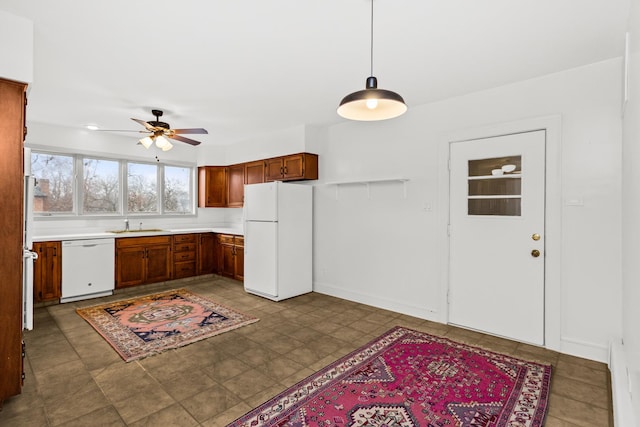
(227, 164, 245, 208)
(198, 166, 227, 207)
(245, 160, 265, 185)
(265, 153, 318, 182)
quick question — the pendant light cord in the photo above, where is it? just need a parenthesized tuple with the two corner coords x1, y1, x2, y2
(370, 0, 374, 76)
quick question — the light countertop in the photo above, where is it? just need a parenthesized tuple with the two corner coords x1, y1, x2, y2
(33, 226, 244, 242)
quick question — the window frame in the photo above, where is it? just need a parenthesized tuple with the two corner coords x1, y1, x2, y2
(31, 149, 196, 219)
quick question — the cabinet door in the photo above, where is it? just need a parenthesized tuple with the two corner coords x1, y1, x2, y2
(227, 164, 245, 208)
(33, 241, 61, 302)
(234, 243, 244, 282)
(282, 154, 304, 180)
(220, 243, 236, 279)
(264, 158, 284, 182)
(146, 244, 172, 284)
(245, 160, 265, 185)
(198, 233, 216, 275)
(198, 166, 227, 207)
(116, 246, 146, 288)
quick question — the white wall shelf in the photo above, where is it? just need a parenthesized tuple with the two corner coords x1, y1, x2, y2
(324, 178, 410, 199)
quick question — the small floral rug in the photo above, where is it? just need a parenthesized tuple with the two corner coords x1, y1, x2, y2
(229, 326, 551, 427)
(76, 289, 258, 362)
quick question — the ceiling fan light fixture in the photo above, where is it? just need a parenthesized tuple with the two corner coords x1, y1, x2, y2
(161, 141, 174, 151)
(139, 136, 154, 149)
(155, 135, 172, 150)
(337, 0, 407, 121)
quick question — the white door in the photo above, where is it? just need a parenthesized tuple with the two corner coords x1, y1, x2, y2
(449, 130, 545, 345)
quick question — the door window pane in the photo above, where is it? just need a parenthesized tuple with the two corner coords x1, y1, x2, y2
(468, 156, 521, 216)
(127, 163, 158, 213)
(31, 153, 74, 214)
(164, 166, 191, 213)
(83, 158, 120, 214)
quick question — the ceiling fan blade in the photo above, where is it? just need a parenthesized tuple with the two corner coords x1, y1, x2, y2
(131, 118, 157, 131)
(169, 134, 202, 146)
(172, 128, 208, 135)
(94, 129, 149, 133)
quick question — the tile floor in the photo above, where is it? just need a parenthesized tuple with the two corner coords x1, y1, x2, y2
(0, 275, 612, 426)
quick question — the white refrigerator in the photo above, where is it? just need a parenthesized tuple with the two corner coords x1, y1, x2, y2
(243, 181, 312, 301)
(23, 148, 37, 330)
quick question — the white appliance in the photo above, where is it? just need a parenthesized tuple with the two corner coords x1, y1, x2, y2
(61, 239, 115, 303)
(23, 148, 37, 330)
(243, 181, 312, 301)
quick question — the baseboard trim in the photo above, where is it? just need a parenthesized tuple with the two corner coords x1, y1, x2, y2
(609, 339, 637, 427)
(313, 281, 439, 322)
(560, 336, 609, 363)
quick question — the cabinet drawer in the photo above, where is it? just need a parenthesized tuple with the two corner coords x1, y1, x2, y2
(173, 234, 196, 244)
(234, 236, 244, 246)
(174, 251, 196, 262)
(174, 243, 196, 252)
(174, 261, 196, 278)
(218, 234, 235, 245)
(116, 236, 171, 248)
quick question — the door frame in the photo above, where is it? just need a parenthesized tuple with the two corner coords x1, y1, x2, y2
(437, 115, 562, 351)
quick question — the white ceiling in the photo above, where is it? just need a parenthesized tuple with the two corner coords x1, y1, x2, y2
(0, 0, 631, 146)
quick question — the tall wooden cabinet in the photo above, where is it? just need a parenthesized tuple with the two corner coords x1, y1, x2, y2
(0, 78, 28, 405)
(33, 241, 62, 302)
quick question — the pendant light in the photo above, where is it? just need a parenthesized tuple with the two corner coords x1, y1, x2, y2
(337, 0, 407, 121)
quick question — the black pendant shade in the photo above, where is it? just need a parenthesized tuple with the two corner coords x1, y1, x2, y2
(337, 1, 407, 121)
(337, 76, 407, 121)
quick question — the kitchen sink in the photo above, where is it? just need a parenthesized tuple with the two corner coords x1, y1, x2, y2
(107, 229, 165, 234)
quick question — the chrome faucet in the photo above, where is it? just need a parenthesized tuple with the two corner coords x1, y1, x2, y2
(124, 218, 129, 231)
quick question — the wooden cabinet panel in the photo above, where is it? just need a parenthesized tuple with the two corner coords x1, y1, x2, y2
(264, 153, 318, 182)
(146, 245, 172, 283)
(198, 233, 216, 275)
(217, 234, 244, 281)
(0, 78, 28, 403)
(116, 246, 146, 288)
(33, 241, 61, 302)
(245, 160, 265, 185)
(198, 166, 226, 207)
(116, 236, 171, 288)
(227, 164, 245, 208)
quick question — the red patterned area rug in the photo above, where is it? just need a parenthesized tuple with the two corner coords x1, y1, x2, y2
(76, 289, 258, 362)
(229, 326, 551, 427)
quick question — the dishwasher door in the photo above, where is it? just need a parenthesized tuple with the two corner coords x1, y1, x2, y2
(61, 238, 115, 303)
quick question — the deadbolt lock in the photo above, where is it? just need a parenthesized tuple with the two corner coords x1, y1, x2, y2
(531, 249, 541, 258)
(532, 233, 541, 241)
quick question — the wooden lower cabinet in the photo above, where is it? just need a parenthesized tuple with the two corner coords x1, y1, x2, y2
(33, 241, 62, 302)
(115, 236, 171, 288)
(173, 234, 197, 279)
(218, 234, 244, 281)
(198, 233, 216, 275)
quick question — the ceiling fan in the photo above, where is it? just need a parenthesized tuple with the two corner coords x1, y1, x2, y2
(116, 109, 208, 151)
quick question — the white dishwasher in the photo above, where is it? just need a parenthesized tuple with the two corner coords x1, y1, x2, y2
(61, 238, 115, 303)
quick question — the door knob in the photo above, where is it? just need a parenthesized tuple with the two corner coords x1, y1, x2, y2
(531, 249, 540, 257)
(532, 233, 540, 241)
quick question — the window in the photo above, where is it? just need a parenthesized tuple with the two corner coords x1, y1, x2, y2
(467, 156, 522, 216)
(164, 165, 192, 213)
(83, 158, 120, 214)
(127, 162, 159, 213)
(31, 150, 195, 217)
(31, 153, 75, 214)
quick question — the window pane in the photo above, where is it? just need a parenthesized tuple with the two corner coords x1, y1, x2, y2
(164, 166, 191, 213)
(127, 163, 158, 213)
(31, 153, 74, 213)
(468, 156, 522, 217)
(83, 158, 120, 214)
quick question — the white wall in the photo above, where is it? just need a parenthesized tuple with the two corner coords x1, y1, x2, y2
(224, 125, 308, 165)
(314, 58, 623, 362)
(622, 0, 640, 422)
(0, 10, 33, 84)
